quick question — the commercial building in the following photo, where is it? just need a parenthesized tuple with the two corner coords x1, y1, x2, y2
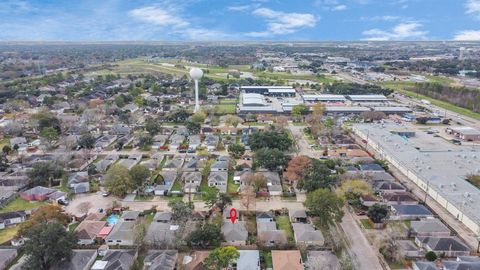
(302, 94, 346, 103)
(353, 122, 480, 237)
(241, 86, 296, 97)
(446, 126, 480, 141)
(347, 95, 388, 102)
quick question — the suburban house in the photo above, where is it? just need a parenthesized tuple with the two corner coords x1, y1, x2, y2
(182, 157, 204, 172)
(208, 171, 228, 193)
(382, 192, 418, 205)
(257, 221, 287, 247)
(20, 186, 56, 201)
(271, 250, 304, 270)
(412, 261, 438, 270)
(210, 157, 229, 172)
(145, 222, 178, 247)
(307, 251, 341, 270)
(91, 249, 137, 270)
(169, 134, 184, 151)
(96, 154, 119, 172)
(94, 135, 117, 150)
(163, 156, 184, 171)
(182, 172, 202, 193)
(292, 223, 325, 246)
(289, 209, 308, 223)
(221, 221, 248, 246)
(188, 135, 201, 150)
(374, 181, 407, 194)
(110, 124, 131, 136)
(143, 250, 178, 270)
(51, 250, 97, 270)
(105, 221, 135, 246)
(256, 212, 275, 223)
(232, 250, 261, 270)
(68, 172, 90, 194)
(259, 171, 282, 196)
(152, 135, 168, 150)
(75, 220, 107, 245)
(415, 236, 471, 257)
(117, 154, 142, 170)
(155, 171, 178, 195)
(183, 251, 210, 270)
(120, 211, 140, 221)
(410, 219, 451, 237)
(204, 134, 219, 151)
(153, 212, 172, 223)
(397, 240, 424, 258)
(0, 211, 27, 230)
(390, 205, 434, 220)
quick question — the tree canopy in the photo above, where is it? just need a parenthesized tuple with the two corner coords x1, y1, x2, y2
(187, 221, 224, 248)
(305, 188, 344, 228)
(254, 148, 289, 171)
(18, 204, 70, 236)
(23, 222, 77, 270)
(367, 204, 389, 223)
(78, 134, 96, 149)
(228, 143, 245, 159)
(104, 164, 134, 197)
(129, 164, 150, 191)
(27, 161, 64, 187)
(203, 246, 240, 270)
(248, 129, 292, 151)
(284, 155, 312, 183)
(297, 159, 337, 192)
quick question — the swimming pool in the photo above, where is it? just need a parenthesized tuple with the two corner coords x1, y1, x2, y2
(106, 214, 119, 226)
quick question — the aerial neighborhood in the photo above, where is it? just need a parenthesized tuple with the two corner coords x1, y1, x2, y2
(0, 42, 480, 270)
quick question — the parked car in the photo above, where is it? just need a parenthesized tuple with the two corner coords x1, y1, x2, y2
(102, 192, 110, 197)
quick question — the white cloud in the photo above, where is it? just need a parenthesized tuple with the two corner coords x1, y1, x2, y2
(128, 6, 189, 27)
(362, 22, 428, 41)
(454, 30, 480, 40)
(332, 5, 347, 11)
(247, 8, 317, 37)
(228, 5, 253, 11)
(466, 0, 480, 18)
(360, 15, 402, 21)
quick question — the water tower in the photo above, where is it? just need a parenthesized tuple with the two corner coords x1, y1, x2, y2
(189, 68, 203, 113)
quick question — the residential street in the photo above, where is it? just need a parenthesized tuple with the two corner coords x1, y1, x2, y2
(340, 208, 384, 270)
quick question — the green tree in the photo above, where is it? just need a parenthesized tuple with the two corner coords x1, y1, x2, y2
(367, 204, 389, 223)
(138, 134, 153, 149)
(2, 145, 12, 155)
(104, 164, 134, 197)
(190, 111, 207, 124)
(254, 148, 288, 171)
(129, 164, 150, 192)
(187, 221, 223, 248)
(228, 143, 245, 158)
(145, 117, 162, 135)
(224, 115, 243, 127)
(27, 161, 64, 187)
(291, 104, 310, 117)
(425, 251, 437, 262)
(248, 130, 292, 151)
(217, 193, 232, 213)
(33, 111, 61, 133)
(18, 205, 70, 236)
(203, 187, 220, 211)
(204, 246, 240, 270)
(297, 159, 337, 192)
(168, 200, 194, 223)
(186, 120, 201, 134)
(39, 127, 60, 148)
(23, 222, 77, 270)
(0, 153, 8, 172)
(78, 134, 96, 149)
(305, 188, 344, 228)
(336, 179, 373, 203)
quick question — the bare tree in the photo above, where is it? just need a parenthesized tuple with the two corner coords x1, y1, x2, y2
(241, 185, 256, 214)
(77, 201, 93, 216)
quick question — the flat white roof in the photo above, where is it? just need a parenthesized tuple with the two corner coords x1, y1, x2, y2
(325, 106, 370, 112)
(348, 95, 388, 101)
(241, 86, 292, 89)
(449, 126, 480, 135)
(372, 106, 412, 112)
(302, 94, 346, 101)
(268, 89, 296, 93)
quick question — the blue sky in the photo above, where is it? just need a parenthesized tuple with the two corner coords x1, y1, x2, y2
(0, 0, 479, 41)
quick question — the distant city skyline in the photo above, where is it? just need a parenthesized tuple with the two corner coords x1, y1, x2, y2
(1, 0, 479, 41)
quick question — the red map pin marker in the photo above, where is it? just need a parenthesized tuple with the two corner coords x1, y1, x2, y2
(229, 207, 237, 224)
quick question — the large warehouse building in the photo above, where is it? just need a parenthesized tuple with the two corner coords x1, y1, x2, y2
(241, 86, 296, 97)
(353, 122, 480, 238)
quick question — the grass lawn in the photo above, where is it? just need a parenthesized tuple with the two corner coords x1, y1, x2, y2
(227, 172, 239, 193)
(0, 226, 19, 244)
(135, 195, 154, 201)
(0, 197, 47, 213)
(144, 212, 154, 225)
(171, 180, 183, 192)
(359, 219, 373, 229)
(261, 250, 273, 268)
(276, 215, 294, 242)
(0, 138, 9, 149)
(215, 104, 236, 114)
(380, 81, 480, 120)
(68, 222, 80, 232)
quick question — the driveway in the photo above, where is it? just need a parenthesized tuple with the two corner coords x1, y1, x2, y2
(66, 192, 116, 216)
